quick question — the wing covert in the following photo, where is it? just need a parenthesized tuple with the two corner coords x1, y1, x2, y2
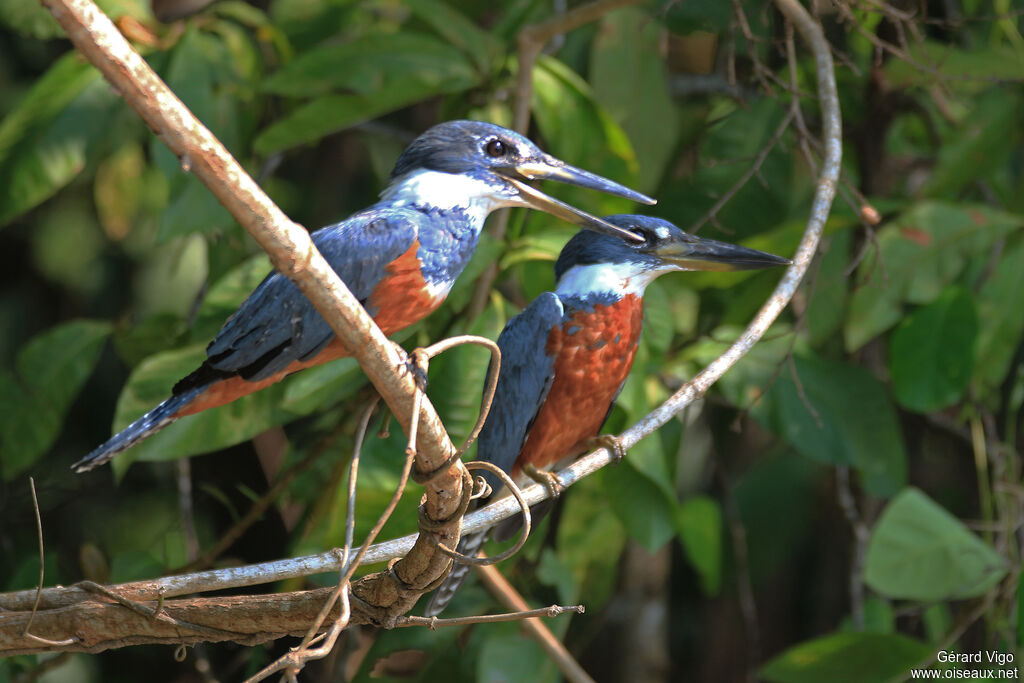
(204, 208, 420, 381)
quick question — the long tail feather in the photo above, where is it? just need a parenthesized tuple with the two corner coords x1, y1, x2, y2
(72, 385, 204, 472)
(422, 528, 490, 617)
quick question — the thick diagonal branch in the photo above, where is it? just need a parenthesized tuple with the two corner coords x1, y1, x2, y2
(40, 0, 465, 625)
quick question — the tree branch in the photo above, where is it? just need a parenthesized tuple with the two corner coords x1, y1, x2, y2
(2, 0, 841, 656)
(41, 0, 466, 629)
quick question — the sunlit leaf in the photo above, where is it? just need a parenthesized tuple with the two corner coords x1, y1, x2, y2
(865, 488, 1007, 600)
(591, 7, 678, 190)
(600, 461, 676, 551)
(0, 55, 121, 227)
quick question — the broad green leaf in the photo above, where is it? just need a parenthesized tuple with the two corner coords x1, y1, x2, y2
(684, 322, 796, 409)
(530, 56, 640, 216)
(600, 460, 676, 551)
(591, 7, 678, 190)
(0, 0, 148, 39)
(889, 287, 977, 413)
(974, 241, 1024, 397)
(256, 33, 478, 153)
(675, 495, 722, 596)
(427, 305, 505, 447)
(557, 477, 627, 608)
(402, 0, 501, 74)
(845, 202, 1023, 350)
(761, 632, 931, 683)
(154, 27, 245, 239)
(923, 90, 1020, 198)
(753, 354, 906, 496)
(864, 487, 1007, 600)
(0, 55, 120, 227)
(0, 320, 111, 479)
(261, 32, 477, 97)
(108, 344, 297, 472)
(477, 632, 559, 683)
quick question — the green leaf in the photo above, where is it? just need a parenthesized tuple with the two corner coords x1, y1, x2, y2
(402, 0, 501, 74)
(600, 461, 676, 551)
(476, 632, 559, 683)
(753, 354, 907, 497)
(591, 7, 678, 190)
(675, 495, 722, 596)
(530, 56, 641, 216)
(424, 305, 506, 447)
(255, 33, 478, 153)
(923, 90, 1021, 198)
(864, 487, 1007, 601)
(889, 287, 977, 413)
(108, 344, 296, 472)
(153, 27, 245, 239)
(0, 54, 120, 227)
(761, 632, 931, 683)
(805, 229, 852, 347)
(845, 202, 1023, 350)
(0, 320, 111, 479)
(974, 241, 1024, 397)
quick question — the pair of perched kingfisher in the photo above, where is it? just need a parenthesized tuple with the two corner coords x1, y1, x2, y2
(74, 120, 787, 611)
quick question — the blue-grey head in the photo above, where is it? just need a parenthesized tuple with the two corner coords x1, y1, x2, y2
(554, 215, 790, 294)
(387, 121, 655, 241)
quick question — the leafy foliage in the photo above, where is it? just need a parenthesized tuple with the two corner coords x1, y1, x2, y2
(0, 0, 1022, 681)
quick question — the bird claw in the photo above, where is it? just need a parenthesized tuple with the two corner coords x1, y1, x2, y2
(523, 463, 564, 499)
(589, 435, 626, 464)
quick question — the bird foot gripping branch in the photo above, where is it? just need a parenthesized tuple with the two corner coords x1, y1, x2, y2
(589, 434, 627, 463)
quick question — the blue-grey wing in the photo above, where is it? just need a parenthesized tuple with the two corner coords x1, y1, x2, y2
(476, 292, 564, 496)
(203, 208, 419, 381)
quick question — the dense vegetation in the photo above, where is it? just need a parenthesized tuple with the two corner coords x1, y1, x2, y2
(1, 0, 1023, 681)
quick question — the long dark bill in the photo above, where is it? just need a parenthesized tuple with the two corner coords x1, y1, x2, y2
(656, 233, 792, 271)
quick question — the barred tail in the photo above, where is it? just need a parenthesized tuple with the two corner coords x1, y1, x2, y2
(422, 528, 490, 617)
(72, 385, 205, 473)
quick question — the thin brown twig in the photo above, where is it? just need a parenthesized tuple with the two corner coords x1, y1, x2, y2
(688, 108, 795, 235)
(244, 402, 381, 682)
(476, 558, 595, 683)
(396, 604, 584, 629)
(21, 478, 76, 648)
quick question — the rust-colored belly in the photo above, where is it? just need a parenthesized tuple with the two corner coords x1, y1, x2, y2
(514, 295, 643, 475)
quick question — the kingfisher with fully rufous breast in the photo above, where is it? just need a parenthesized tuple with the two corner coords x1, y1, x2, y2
(73, 121, 654, 472)
(423, 214, 789, 616)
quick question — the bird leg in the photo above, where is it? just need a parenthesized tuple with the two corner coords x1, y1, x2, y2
(401, 346, 430, 391)
(589, 434, 626, 463)
(522, 463, 564, 499)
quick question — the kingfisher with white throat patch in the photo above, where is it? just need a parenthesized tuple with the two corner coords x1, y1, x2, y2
(423, 214, 789, 616)
(74, 120, 654, 472)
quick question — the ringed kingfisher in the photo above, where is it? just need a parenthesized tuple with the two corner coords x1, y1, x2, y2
(73, 120, 654, 472)
(423, 214, 789, 616)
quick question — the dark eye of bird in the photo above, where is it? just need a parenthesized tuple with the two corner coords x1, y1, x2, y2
(484, 139, 507, 157)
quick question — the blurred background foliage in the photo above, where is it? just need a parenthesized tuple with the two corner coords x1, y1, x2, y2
(1, 0, 1023, 681)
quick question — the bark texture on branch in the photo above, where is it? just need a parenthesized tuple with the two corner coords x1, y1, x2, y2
(38, 0, 466, 632)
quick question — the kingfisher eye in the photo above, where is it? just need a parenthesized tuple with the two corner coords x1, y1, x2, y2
(484, 139, 507, 157)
